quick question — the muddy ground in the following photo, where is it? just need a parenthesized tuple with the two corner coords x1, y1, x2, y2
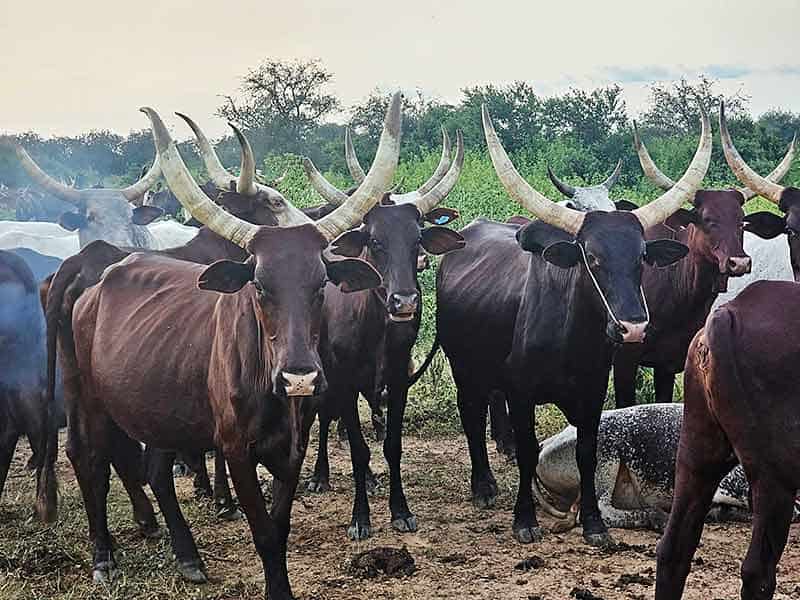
(1, 427, 799, 600)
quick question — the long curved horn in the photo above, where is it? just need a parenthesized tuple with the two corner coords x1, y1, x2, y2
(633, 122, 676, 191)
(412, 130, 465, 215)
(632, 107, 712, 230)
(482, 105, 585, 235)
(142, 108, 259, 248)
(417, 126, 453, 196)
(344, 127, 366, 184)
(229, 124, 258, 196)
(175, 112, 235, 190)
(302, 158, 349, 206)
(120, 155, 162, 204)
(0, 140, 82, 204)
(547, 166, 576, 198)
(601, 159, 623, 190)
(315, 92, 403, 241)
(720, 102, 790, 204)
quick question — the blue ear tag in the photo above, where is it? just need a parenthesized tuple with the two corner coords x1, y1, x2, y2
(435, 216, 450, 225)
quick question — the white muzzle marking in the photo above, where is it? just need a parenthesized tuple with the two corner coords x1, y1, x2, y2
(283, 371, 318, 397)
(619, 321, 647, 343)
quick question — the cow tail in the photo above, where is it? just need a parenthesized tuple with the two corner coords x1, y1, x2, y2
(408, 334, 440, 387)
(704, 306, 743, 406)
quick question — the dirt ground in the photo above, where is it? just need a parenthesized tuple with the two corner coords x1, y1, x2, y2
(1, 427, 799, 600)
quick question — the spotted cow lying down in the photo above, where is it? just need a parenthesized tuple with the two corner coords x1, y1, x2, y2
(534, 403, 800, 533)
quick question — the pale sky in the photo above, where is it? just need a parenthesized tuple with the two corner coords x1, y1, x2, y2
(3, 0, 799, 140)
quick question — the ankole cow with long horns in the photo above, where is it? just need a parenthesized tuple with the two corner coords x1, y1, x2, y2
(50, 94, 402, 600)
(302, 125, 466, 540)
(610, 113, 796, 407)
(432, 105, 711, 547)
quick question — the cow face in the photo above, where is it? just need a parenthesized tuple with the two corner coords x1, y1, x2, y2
(329, 204, 463, 322)
(58, 190, 164, 248)
(215, 189, 282, 228)
(197, 224, 381, 398)
(518, 211, 688, 343)
(742, 188, 800, 282)
(669, 190, 751, 287)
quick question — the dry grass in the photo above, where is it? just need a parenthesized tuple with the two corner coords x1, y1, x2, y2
(1, 427, 799, 600)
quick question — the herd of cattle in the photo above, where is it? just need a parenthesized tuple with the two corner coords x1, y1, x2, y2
(0, 92, 798, 599)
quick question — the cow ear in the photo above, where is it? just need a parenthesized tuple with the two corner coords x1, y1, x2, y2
(326, 258, 382, 293)
(420, 226, 465, 255)
(197, 260, 254, 293)
(507, 215, 532, 226)
(132, 205, 164, 225)
(743, 211, 787, 239)
(615, 200, 638, 211)
(517, 222, 553, 253)
(424, 207, 459, 226)
(329, 229, 369, 257)
(542, 241, 581, 268)
(58, 212, 87, 231)
(644, 239, 689, 267)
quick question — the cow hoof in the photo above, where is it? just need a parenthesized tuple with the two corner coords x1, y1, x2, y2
(216, 505, 242, 521)
(173, 463, 191, 478)
(307, 477, 331, 493)
(391, 514, 418, 533)
(347, 518, 372, 541)
(471, 488, 497, 509)
(583, 531, 614, 547)
(92, 561, 116, 583)
(177, 560, 208, 584)
(513, 525, 545, 544)
(138, 520, 162, 539)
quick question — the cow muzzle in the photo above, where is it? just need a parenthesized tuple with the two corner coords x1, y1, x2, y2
(280, 370, 323, 397)
(615, 321, 648, 344)
(388, 292, 419, 322)
(725, 256, 752, 276)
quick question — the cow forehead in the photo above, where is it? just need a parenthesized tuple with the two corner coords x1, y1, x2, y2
(570, 186, 616, 212)
(694, 189, 745, 214)
(250, 224, 328, 280)
(366, 203, 421, 230)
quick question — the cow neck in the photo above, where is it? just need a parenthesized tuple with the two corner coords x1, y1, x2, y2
(679, 225, 725, 305)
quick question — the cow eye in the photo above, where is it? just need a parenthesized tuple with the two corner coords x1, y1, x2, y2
(369, 238, 384, 252)
(587, 253, 600, 268)
(252, 281, 266, 296)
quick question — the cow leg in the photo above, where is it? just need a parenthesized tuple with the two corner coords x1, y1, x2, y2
(488, 390, 515, 461)
(655, 360, 735, 600)
(576, 413, 612, 547)
(342, 389, 372, 540)
(456, 383, 497, 509)
(740, 480, 794, 600)
(110, 438, 160, 538)
(0, 433, 18, 502)
(654, 368, 676, 404)
(212, 451, 240, 520)
(383, 378, 415, 533)
(226, 455, 293, 600)
(84, 416, 115, 583)
(189, 452, 213, 499)
(307, 410, 332, 493)
(509, 396, 543, 543)
(612, 360, 638, 408)
(145, 448, 206, 584)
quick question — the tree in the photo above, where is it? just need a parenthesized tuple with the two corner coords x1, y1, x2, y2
(638, 75, 750, 134)
(217, 58, 341, 156)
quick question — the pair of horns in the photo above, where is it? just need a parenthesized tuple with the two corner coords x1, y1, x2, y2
(0, 139, 161, 206)
(635, 113, 796, 202)
(483, 104, 712, 234)
(345, 125, 454, 202)
(142, 92, 402, 247)
(304, 124, 464, 216)
(546, 160, 622, 199)
(719, 102, 797, 205)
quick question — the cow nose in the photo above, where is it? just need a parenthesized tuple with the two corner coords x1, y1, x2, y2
(727, 256, 751, 275)
(389, 292, 419, 320)
(279, 369, 323, 397)
(618, 321, 648, 344)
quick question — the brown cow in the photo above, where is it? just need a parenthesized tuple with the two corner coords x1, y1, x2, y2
(49, 96, 401, 598)
(656, 280, 800, 599)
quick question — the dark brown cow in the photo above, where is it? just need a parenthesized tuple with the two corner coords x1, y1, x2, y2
(0, 250, 56, 522)
(719, 102, 800, 281)
(302, 131, 465, 540)
(48, 97, 401, 598)
(656, 280, 800, 600)
(430, 105, 709, 548)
